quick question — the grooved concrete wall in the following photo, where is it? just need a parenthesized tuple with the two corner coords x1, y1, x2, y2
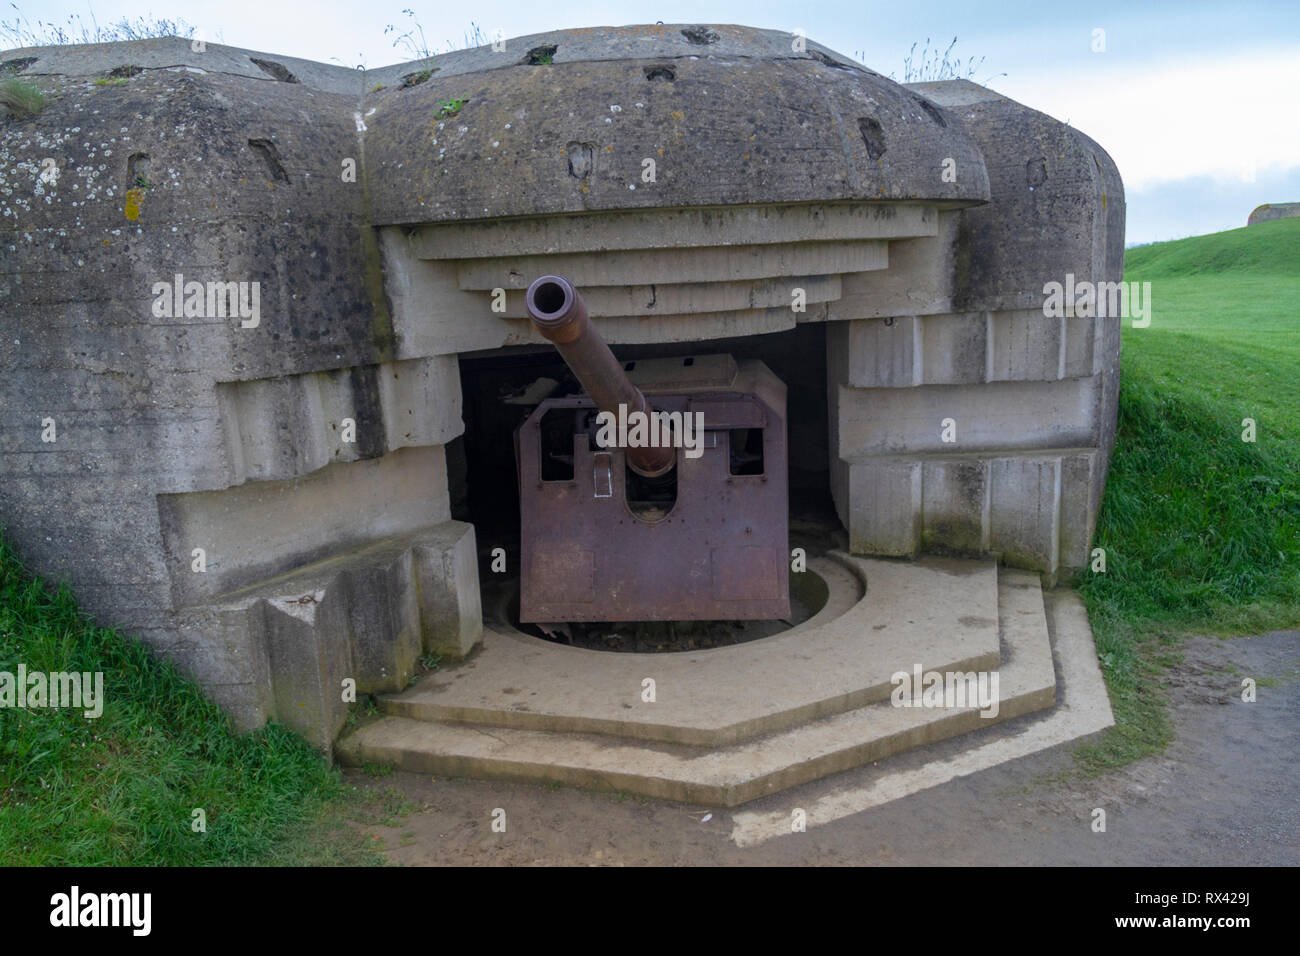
(0, 25, 1124, 748)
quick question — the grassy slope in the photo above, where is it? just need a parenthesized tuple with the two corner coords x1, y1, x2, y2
(0, 536, 393, 865)
(1072, 217, 1300, 771)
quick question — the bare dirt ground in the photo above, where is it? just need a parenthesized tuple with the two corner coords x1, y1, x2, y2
(349, 629, 1298, 865)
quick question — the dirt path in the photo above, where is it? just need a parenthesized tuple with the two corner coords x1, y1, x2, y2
(351, 629, 1298, 865)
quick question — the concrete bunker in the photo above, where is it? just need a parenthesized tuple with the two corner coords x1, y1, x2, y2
(0, 25, 1124, 780)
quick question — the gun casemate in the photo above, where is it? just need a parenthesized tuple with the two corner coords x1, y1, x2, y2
(517, 275, 791, 624)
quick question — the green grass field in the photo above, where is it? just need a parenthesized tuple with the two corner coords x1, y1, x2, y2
(0, 535, 398, 865)
(1072, 216, 1300, 772)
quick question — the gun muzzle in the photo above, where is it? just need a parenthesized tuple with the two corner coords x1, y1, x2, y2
(525, 275, 675, 478)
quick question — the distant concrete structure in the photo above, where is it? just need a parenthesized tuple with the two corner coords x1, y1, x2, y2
(0, 25, 1125, 754)
(1248, 202, 1300, 226)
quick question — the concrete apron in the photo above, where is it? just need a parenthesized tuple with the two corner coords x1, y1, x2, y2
(337, 555, 1114, 806)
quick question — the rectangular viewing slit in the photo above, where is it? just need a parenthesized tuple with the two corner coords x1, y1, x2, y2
(539, 408, 576, 481)
(729, 428, 765, 475)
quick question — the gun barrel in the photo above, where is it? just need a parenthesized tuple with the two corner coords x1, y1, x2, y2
(525, 275, 675, 478)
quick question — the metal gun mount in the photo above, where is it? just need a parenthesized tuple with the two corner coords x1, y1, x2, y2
(517, 275, 790, 623)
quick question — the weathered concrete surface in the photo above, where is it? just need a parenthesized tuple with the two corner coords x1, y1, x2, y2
(729, 584, 1112, 840)
(338, 564, 1061, 806)
(0, 36, 476, 746)
(0, 26, 1124, 752)
(906, 80, 1125, 315)
(360, 25, 989, 223)
(1247, 202, 1300, 225)
(383, 555, 999, 746)
(171, 520, 480, 745)
(826, 81, 1125, 579)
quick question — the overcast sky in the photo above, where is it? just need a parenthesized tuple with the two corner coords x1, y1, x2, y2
(11, 0, 1299, 244)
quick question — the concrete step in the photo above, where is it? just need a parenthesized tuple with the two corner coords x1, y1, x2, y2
(500, 303, 817, 346)
(375, 554, 1001, 747)
(454, 239, 889, 289)
(494, 275, 843, 320)
(337, 565, 1058, 805)
(411, 201, 940, 259)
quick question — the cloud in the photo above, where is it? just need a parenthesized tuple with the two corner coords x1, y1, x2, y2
(997, 46, 1300, 192)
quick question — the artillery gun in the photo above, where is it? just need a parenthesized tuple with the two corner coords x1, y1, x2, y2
(517, 275, 790, 623)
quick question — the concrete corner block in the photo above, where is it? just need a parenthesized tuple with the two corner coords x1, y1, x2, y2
(173, 515, 485, 749)
(1058, 451, 1101, 572)
(171, 601, 274, 732)
(218, 375, 331, 484)
(262, 588, 351, 752)
(414, 521, 483, 659)
(988, 457, 1061, 578)
(1064, 315, 1098, 379)
(921, 459, 990, 554)
(217, 360, 463, 483)
(379, 230, 512, 358)
(833, 209, 960, 320)
(378, 355, 464, 450)
(988, 309, 1064, 382)
(837, 317, 920, 388)
(345, 554, 422, 694)
(919, 312, 987, 384)
(843, 458, 922, 556)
